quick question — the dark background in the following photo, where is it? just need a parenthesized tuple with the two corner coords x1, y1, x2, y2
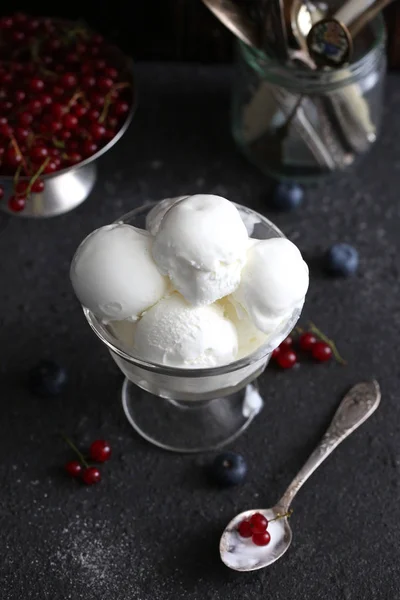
(10, 0, 400, 67)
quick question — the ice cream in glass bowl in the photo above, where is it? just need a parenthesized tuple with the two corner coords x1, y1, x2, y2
(70, 195, 309, 452)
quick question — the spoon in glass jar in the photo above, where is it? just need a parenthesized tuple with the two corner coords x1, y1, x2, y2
(220, 380, 380, 571)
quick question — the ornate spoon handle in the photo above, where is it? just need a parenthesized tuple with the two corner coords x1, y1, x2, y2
(278, 380, 380, 512)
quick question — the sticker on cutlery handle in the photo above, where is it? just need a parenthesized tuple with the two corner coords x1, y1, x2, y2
(306, 18, 352, 68)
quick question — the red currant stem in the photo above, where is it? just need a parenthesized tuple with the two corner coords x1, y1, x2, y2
(9, 133, 29, 174)
(61, 433, 89, 468)
(99, 82, 131, 123)
(13, 164, 22, 186)
(308, 322, 347, 366)
(52, 138, 66, 149)
(67, 90, 84, 109)
(295, 326, 304, 334)
(269, 509, 293, 523)
(26, 158, 50, 195)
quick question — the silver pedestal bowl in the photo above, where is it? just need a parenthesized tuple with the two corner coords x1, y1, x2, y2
(0, 49, 135, 218)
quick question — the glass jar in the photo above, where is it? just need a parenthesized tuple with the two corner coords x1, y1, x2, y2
(231, 16, 386, 181)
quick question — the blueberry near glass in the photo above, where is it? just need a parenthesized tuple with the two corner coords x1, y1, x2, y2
(325, 243, 359, 276)
(71, 196, 309, 453)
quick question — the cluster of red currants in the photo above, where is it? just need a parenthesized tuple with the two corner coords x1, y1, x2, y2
(64, 438, 111, 485)
(237, 512, 271, 546)
(0, 13, 133, 212)
(271, 325, 345, 369)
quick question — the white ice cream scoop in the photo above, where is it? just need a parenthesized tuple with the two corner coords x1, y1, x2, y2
(152, 194, 249, 306)
(70, 224, 168, 322)
(133, 293, 239, 368)
(231, 238, 309, 334)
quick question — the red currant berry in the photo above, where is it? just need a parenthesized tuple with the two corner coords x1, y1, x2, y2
(104, 67, 118, 79)
(27, 99, 42, 114)
(60, 130, 72, 141)
(15, 181, 29, 195)
(271, 347, 281, 360)
(82, 140, 98, 156)
(311, 341, 332, 362)
(252, 531, 271, 546)
(81, 466, 101, 485)
(94, 59, 106, 70)
(18, 112, 33, 127)
(73, 105, 87, 118)
(87, 108, 100, 121)
(65, 460, 82, 478)
(299, 332, 317, 351)
(97, 76, 113, 91)
(280, 336, 293, 349)
(60, 73, 77, 88)
(4, 147, 22, 168)
(29, 77, 45, 93)
(89, 439, 112, 463)
(8, 195, 26, 212)
(90, 123, 106, 140)
(114, 101, 130, 116)
(52, 85, 65, 97)
(43, 160, 58, 174)
(107, 116, 118, 129)
(31, 179, 45, 193)
(90, 92, 105, 108)
(92, 34, 104, 44)
(249, 512, 268, 534)
(51, 103, 66, 119)
(67, 151, 82, 165)
(0, 123, 12, 137)
(40, 93, 53, 107)
(30, 146, 49, 163)
(63, 114, 78, 129)
(276, 349, 297, 369)
(0, 186, 4, 200)
(0, 17, 13, 29)
(66, 52, 79, 64)
(14, 127, 29, 142)
(12, 30, 26, 44)
(238, 520, 253, 538)
(82, 75, 96, 89)
(14, 90, 26, 103)
(0, 72, 12, 85)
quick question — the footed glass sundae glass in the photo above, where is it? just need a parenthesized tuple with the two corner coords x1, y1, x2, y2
(84, 201, 303, 453)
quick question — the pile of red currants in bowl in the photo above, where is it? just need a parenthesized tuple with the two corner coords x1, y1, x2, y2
(0, 12, 134, 212)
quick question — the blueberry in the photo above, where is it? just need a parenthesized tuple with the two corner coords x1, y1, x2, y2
(324, 243, 359, 276)
(210, 452, 247, 486)
(28, 360, 68, 397)
(272, 182, 304, 211)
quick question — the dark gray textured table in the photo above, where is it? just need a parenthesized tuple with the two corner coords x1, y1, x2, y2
(1, 64, 400, 600)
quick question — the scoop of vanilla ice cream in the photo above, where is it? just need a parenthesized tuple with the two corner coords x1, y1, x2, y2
(70, 224, 168, 322)
(231, 238, 309, 333)
(152, 194, 249, 306)
(221, 299, 268, 359)
(133, 293, 238, 367)
(146, 196, 189, 236)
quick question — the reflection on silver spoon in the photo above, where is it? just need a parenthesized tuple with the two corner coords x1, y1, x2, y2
(220, 380, 381, 571)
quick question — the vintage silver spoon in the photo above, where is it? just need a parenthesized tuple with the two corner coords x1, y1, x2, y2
(220, 380, 381, 571)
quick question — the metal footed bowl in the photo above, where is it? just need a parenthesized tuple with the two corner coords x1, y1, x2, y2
(0, 45, 136, 218)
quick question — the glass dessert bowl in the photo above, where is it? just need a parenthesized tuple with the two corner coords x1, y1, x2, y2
(82, 201, 304, 453)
